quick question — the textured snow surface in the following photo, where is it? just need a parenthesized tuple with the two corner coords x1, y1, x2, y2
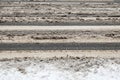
(0, 57, 120, 80)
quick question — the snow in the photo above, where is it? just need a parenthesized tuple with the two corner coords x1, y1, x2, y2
(0, 57, 120, 80)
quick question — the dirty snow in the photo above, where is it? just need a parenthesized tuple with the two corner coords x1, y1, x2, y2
(0, 57, 120, 80)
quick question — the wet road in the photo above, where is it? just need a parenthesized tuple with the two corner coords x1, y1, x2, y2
(0, 43, 120, 50)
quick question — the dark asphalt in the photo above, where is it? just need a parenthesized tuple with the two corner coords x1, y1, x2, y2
(0, 43, 120, 50)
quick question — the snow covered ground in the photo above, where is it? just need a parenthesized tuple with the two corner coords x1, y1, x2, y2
(0, 57, 120, 80)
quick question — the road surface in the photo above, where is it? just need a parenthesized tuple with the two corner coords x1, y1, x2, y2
(0, 42, 120, 50)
